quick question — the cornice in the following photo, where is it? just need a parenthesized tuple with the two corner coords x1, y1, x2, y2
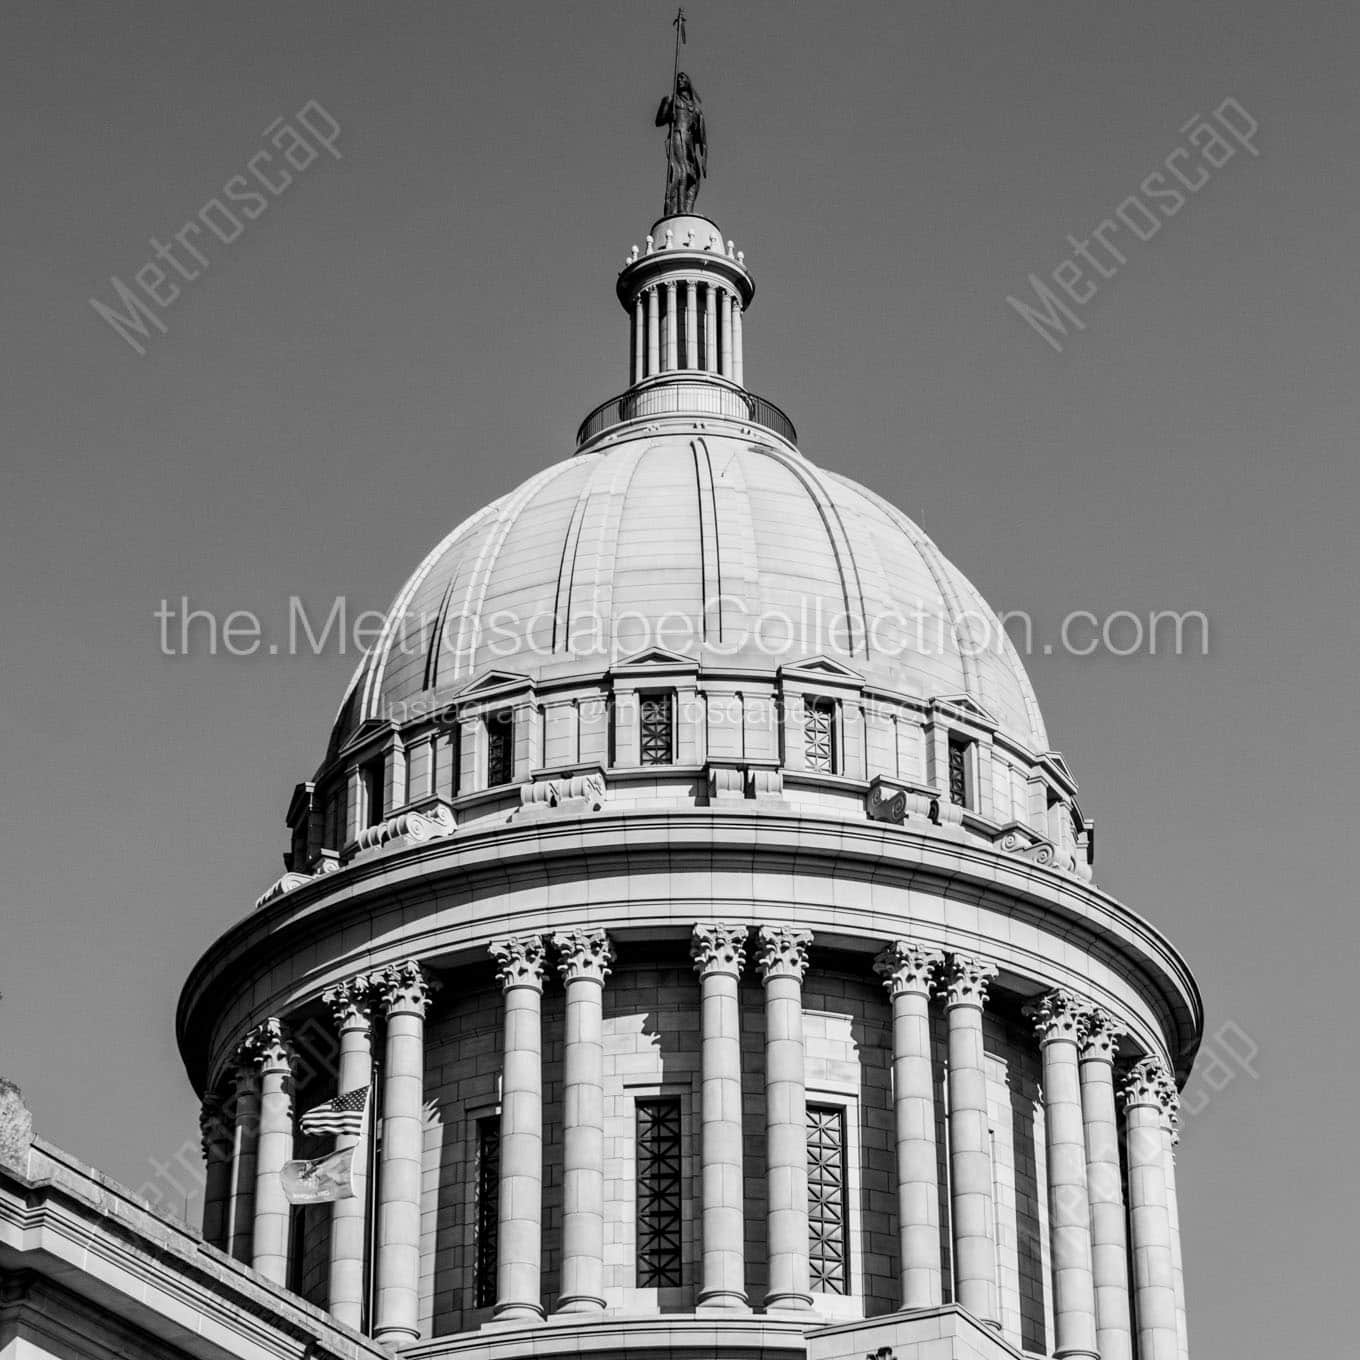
(179, 807, 1202, 1091)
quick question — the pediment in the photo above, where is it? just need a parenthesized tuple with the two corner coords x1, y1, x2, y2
(610, 646, 700, 674)
(454, 668, 534, 699)
(780, 654, 865, 683)
(931, 693, 999, 728)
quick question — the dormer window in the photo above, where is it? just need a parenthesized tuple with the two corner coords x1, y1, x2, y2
(486, 710, 515, 786)
(948, 733, 973, 809)
(639, 691, 675, 765)
(804, 697, 837, 773)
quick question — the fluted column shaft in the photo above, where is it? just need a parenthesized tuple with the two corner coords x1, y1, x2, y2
(632, 295, 644, 384)
(944, 955, 999, 1327)
(756, 926, 814, 1311)
(374, 962, 435, 1344)
(199, 1093, 234, 1250)
(1028, 991, 1099, 1360)
(691, 923, 751, 1312)
(490, 936, 547, 1322)
(1122, 1059, 1179, 1360)
(664, 281, 679, 371)
(874, 941, 945, 1309)
(720, 289, 733, 377)
(227, 1063, 260, 1261)
(731, 303, 744, 386)
(706, 285, 720, 372)
(552, 929, 615, 1314)
(1161, 1096, 1189, 1360)
(685, 281, 698, 368)
(646, 287, 659, 376)
(248, 1020, 295, 1285)
(1080, 1013, 1133, 1360)
(323, 975, 376, 1330)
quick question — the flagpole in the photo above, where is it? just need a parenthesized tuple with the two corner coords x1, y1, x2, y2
(362, 1053, 382, 1335)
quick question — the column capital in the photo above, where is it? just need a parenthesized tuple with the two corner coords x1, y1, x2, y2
(1024, 987, 1090, 1045)
(490, 934, 548, 992)
(1079, 1008, 1123, 1064)
(873, 940, 943, 998)
(199, 1092, 229, 1158)
(1120, 1055, 1175, 1111)
(691, 921, 748, 978)
(323, 974, 378, 1032)
(1159, 1085, 1182, 1136)
(942, 954, 997, 1009)
(237, 1018, 294, 1074)
(551, 928, 615, 984)
(378, 960, 439, 1017)
(754, 925, 812, 983)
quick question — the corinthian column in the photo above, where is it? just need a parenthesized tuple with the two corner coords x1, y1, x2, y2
(199, 1092, 233, 1250)
(226, 1060, 260, 1262)
(1121, 1058, 1178, 1360)
(322, 974, 377, 1330)
(720, 289, 733, 376)
(1160, 1089, 1189, 1360)
(1080, 1011, 1133, 1360)
(943, 954, 999, 1328)
(374, 961, 436, 1344)
(755, 925, 814, 1312)
(245, 1018, 295, 1285)
(489, 935, 548, 1322)
(873, 940, 945, 1309)
(664, 281, 679, 371)
(551, 928, 615, 1314)
(691, 922, 751, 1312)
(646, 287, 659, 377)
(1026, 990, 1098, 1360)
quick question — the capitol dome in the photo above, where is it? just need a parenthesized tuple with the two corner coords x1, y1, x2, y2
(178, 188, 1201, 1360)
(333, 434, 1049, 757)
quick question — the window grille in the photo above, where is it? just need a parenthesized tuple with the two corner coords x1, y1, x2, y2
(804, 698, 836, 773)
(948, 736, 971, 808)
(636, 1099, 683, 1286)
(639, 692, 674, 765)
(807, 1103, 849, 1293)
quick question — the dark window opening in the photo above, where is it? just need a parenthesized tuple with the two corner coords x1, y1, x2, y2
(636, 1099, 683, 1287)
(362, 756, 386, 827)
(486, 711, 514, 786)
(474, 1117, 500, 1308)
(807, 1103, 849, 1294)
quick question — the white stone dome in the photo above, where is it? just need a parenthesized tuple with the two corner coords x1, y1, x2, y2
(331, 433, 1049, 757)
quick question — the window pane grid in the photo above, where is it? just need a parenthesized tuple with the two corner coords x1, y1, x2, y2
(474, 1118, 500, 1307)
(640, 693, 673, 765)
(636, 1100, 683, 1287)
(807, 1104, 849, 1294)
(804, 698, 835, 773)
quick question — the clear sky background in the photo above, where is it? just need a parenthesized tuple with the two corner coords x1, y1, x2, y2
(1, 2, 1354, 1354)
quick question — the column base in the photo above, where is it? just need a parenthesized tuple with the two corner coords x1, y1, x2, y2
(764, 1291, 815, 1312)
(554, 1294, 607, 1315)
(491, 1301, 546, 1323)
(697, 1289, 752, 1314)
(373, 1326, 421, 1345)
(1054, 1351, 1100, 1360)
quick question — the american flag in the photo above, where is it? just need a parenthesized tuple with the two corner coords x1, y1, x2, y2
(298, 1084, 370, 1138)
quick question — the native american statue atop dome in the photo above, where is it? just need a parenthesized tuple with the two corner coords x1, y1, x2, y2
(656, 70, 706, 214)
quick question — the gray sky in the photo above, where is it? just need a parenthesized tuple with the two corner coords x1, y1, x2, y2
(1, 2, 1354, 1354)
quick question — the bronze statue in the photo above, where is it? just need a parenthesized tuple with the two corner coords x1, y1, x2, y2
(656, 71, 706, 215)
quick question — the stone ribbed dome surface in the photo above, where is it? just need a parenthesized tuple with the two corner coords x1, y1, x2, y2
(334, 434, 1049, 754)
